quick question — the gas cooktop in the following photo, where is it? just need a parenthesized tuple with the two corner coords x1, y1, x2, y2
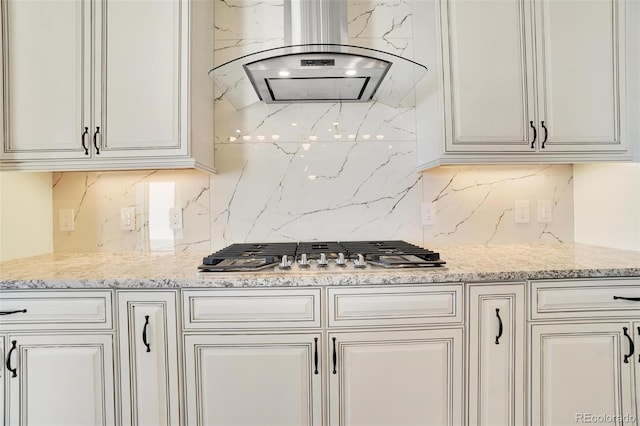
(198, 240, 445, 273)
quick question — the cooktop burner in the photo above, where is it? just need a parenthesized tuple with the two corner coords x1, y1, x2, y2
(198, 240, 445, 272)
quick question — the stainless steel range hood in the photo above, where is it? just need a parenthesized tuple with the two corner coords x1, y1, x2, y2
(210, 0, 428, 110)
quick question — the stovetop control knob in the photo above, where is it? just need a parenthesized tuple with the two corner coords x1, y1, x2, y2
(298, 253, 310, 268)
(353, 253, 367, 269)
(279, 254, 292, 270)
(317, 253, 328, 267)
(336, 253, 347, 267)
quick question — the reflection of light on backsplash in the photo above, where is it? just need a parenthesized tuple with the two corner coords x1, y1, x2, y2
(308, 175, 317, 180)
(148, 181, 175, 252)
(302, 143, 311, 151)
(225, 132, 385, 143)
(291, 122, 298, 127)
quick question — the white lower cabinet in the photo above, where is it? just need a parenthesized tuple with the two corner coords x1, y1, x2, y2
(6, 333, 116, 426)
(0, 290, 116, 426)
(530, 322, 637, 425)
(328, 328, 463, 426)
(467, 283, 525, 426)
(183, 333, 323, 426)
(117, 290, 181, 426)
(529, 278, 640, 426)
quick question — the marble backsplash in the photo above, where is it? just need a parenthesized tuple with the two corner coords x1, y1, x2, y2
(52, 164, 574, 253)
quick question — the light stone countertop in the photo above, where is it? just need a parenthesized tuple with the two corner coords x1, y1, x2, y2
(1, 244, 639, 289)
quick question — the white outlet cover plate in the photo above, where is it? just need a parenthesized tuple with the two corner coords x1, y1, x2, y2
(515, 200, 530, 223)
(120, 207, 136, 231)
(421, 202, 436, 225)
(169, 207, 183, 230)
(59, 209, 75, 231)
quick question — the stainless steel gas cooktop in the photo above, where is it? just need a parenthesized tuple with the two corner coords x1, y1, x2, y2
(198, 240, 445, 273)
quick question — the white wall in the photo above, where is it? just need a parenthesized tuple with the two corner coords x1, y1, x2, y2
(0, 171, 53, 261)
(573, 163, 640, 251)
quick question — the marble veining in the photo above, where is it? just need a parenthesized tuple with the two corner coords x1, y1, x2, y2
(2, 244, 638, 289)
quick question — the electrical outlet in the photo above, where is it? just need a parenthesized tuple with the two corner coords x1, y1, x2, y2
(421, 202, 436, 225)
(514, 200, 530, 223)
(169, 207, 183, 230)
(59, 209, 75, 231)
(537, 200, 552, 223)
(120, 207, 136, 231)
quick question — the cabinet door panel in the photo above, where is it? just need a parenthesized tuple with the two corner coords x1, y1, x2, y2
(184, 333, 322, 426)
(118, 291, 180, 426)
(7, 333, 115, 426)
(535, 0, 625, 151)
(468, 284, 525, 426)
(440, 0, 536, 152)
(95, 0, 188, 157)
(530, 323, 636, 425)
(2, 0, 90, 160)
(329, 328, 463, 426)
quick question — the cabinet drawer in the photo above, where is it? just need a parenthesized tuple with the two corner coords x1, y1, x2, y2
(531, 278, 640, 320)
(182, 288, 321, 329)
(0, 290, 113, 330)
(328, 285, 463, 327)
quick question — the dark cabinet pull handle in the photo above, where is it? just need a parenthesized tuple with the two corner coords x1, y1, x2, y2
(332, 337, 337, 374)
(0, 309, 27, 316)
(81, 127, 89, 155)
(613, 296, 640, 302)
(495, 308, 503, 345)
(93, 127, 100, 155)
(313, 337, 319, 375)
(142, 315, 151, 353)
(541, 121, 548, 149)
(623, 327, 634, 364)
(530, 121, 537, 149)
(637, 327, 640, 364)
(6, 340, 17, 378)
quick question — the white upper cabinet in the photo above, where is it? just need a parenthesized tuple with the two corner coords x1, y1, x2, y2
(0, 0, 214, 172)
(427, 0, 631, 168)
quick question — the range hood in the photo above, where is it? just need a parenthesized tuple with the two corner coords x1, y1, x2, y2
(210, 0, 428, 110)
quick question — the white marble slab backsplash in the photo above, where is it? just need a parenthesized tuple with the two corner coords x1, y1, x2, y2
(52, 170, 212, 253)
(422, 165, 574, 245)
(51, 164, 575, 253)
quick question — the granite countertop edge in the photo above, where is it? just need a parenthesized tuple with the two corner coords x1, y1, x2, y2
(2, 268, 640, 290)
(1, 244, 639, 290)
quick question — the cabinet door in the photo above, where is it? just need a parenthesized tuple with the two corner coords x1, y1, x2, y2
(1, 0, 91, 160)
(93, 0, 189, 158)
(635, 321, 640, 422)
(118, 291, 181, 426)
(7, 333, 116, 426)
(329, 328, 463, 426)
(439, 0, 536, 152)
(534, 0, 626, 152)
(530, 322, 636, 425)
(0, 336, 4, 425)
(184, 333, 322, 426)
(468, 284, 525, 426)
